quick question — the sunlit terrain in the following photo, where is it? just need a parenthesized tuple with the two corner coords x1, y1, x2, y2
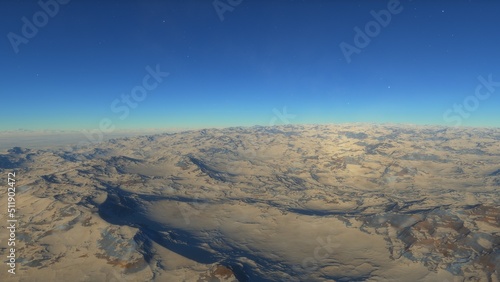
(2, 0, 500, 281)
(1, 124, 498, 281)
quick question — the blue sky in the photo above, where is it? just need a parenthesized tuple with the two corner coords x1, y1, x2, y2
(1, 0, 500, 131)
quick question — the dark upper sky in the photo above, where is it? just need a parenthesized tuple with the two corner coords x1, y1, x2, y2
(2, 0, 499, 130)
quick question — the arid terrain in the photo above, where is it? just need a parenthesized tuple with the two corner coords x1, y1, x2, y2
(0, 124, 499, 281)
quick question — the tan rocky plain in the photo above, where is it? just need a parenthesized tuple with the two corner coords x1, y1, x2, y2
(0, 124, 498, 281)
